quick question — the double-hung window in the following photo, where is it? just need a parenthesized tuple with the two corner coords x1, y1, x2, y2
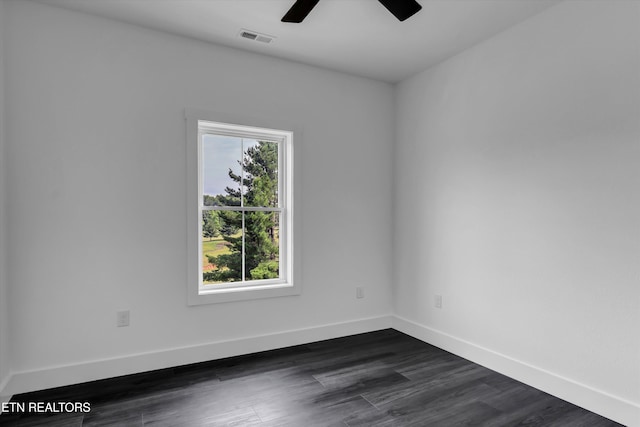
(186, 113, 296, 304)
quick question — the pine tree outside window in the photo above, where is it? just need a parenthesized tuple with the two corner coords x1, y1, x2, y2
(186, 113, 297, 304)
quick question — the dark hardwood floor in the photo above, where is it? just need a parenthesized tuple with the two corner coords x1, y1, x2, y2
(0, 329, 623, 426)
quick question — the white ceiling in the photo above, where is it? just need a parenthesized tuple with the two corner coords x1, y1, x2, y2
(37, 0, 562, 83)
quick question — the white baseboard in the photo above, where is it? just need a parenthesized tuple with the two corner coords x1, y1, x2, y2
(2, 315, 393, 399)
(392, 315, 640, 427)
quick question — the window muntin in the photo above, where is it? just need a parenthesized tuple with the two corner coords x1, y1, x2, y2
(196, 121, 292, 294)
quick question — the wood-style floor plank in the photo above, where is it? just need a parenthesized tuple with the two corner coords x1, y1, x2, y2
(0, 330, 623, 427)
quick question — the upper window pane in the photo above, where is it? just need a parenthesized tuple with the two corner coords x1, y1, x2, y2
(202, 135, 242, 207)
(243, 140, 279, 208)
(202, 136, 279, 208)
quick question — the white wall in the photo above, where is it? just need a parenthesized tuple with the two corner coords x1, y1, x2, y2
(394, 1, 639, 424)
(2, 0, 394, 393)
(0, 0, 11, 402)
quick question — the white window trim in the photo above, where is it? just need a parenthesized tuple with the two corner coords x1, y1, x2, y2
(185, 109, 299, 305)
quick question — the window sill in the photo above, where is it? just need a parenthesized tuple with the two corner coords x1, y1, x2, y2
(187, 281, 300, 305)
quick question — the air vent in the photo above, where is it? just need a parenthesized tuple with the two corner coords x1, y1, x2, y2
(240, 31, 257, 40)
(238, 29, 275, 44)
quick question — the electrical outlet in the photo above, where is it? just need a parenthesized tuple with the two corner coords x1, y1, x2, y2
(117, 310, 130, 327)
(435, 295, 442, 309)
(356, 287, 364, 299)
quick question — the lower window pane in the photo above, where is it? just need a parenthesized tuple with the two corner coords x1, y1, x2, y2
(245, 212, 280, 281)
(202, 210, 243, 284)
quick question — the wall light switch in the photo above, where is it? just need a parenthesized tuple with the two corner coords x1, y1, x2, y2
(117, 310, 130, 327)
(356, 287, 364, 299)
(435, 295, 442, 309)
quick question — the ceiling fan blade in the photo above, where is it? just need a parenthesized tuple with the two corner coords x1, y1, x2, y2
(377, 0, 422, 21)
(281, 0, 320, 23)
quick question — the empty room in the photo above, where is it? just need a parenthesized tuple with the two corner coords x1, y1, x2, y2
(0, 0, 638, 426)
